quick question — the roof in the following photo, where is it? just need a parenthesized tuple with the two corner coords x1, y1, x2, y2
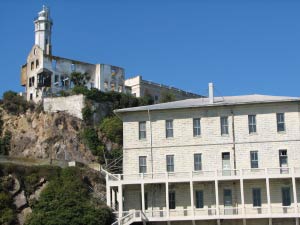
(114, 94, 300, 114)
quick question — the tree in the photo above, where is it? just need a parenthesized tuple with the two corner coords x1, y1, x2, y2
(99, 116, 123, 145)
(26, 167, 114, 225)
(70, 72, 91, 87)
(2, 91, 32, 115)
(159, 90, 176, 103)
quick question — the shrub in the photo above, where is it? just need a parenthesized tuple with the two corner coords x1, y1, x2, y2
(99, 116, 123, 145)
(81, 128, 101, 154)
(26, 167, 114, 225)
(2, 91, 30, 115)
(82, 106, 93, 124)
(160, 90, 176, 103)
(0, 131, 12, 155)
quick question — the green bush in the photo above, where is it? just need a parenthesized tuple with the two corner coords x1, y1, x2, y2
(82, 106, 93, 124)
(0, 192, 16, 225)
(81, 128, 101, 154)
(26, 167, 114, 225)
(2, 91, 31, 115)
(0, 131, 12, 155)
(99, 116, 123, 145)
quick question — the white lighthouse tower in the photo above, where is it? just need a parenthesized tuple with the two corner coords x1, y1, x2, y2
(34, 5, 53, 55)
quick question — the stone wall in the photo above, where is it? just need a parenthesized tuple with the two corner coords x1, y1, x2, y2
(43, 94, 85, 119)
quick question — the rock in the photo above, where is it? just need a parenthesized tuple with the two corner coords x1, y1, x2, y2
(8, 175, 21, 196)
(14, 190, 27, 209)
(29, 181, 48, 201)
(18, 207, 32, 225)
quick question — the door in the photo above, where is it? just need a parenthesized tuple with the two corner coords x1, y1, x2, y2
(222, 152, 231, 176)
(279, 150, 288, 174)
(224, 189, 233, 215)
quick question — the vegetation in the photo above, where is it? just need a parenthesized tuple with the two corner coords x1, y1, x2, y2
(26, 167, 114, 225)
(70, 72, 91, 87)
(160, 90, 176, 103)
(0, 181, 16, 225)
(100, 116, 123, 145)
(1, 91, 34, 115)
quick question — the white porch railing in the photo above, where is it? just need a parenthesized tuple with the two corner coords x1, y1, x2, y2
(108, 167, 300, 182)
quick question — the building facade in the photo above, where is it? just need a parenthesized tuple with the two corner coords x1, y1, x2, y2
(106, 84, 300, 225)
(20, 6, 125, 102)
(125, 75, 202, 103)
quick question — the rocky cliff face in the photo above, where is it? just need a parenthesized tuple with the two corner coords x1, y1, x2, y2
(1, 109, 96, 164)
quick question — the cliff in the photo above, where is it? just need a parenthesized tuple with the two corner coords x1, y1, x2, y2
(0, 108, 96, 164)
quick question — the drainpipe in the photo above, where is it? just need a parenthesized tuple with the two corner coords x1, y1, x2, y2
(231, 109, 237, 171)
(147, 109, 154, 176)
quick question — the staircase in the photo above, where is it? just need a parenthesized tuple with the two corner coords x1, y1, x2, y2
(111, 210, 147, 225)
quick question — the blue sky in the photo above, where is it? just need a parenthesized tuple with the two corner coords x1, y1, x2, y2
(0, 0, 299, 98)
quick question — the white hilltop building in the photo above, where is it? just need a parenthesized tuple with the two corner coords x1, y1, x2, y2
(20, 6, 201, 103)
(106, 83, 300, 225)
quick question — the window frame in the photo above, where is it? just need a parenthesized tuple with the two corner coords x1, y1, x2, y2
(252, 188, 262, 207)
(169, 191, 176, 209)
(139, 156, 147, 174)
(139, 121, 147, 140)
(194, 153, 202, 171)
(220, 116, 229, 135)
(195, 190, 204, 208)
(193, 118, 201, 137)
(277, 113, 285, 132)
(166, 155, 174, 172)
(250, 151, 259, 169)
(282, 187, 291, 206)
(248, 115, 257, 134)
(166, 120, 174, 138)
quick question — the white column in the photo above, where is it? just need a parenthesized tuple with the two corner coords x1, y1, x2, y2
(166, 182, 169, 219)
(240, 179, 246, 225)
(118, 185, 123, 218)
(106, 175, 111, 207)
(190, 180, 195, 218)
(292, 168, 298, 213)
(141, 183, 145, 212)
(215, 180, 220, 217)
(266, 177, 271, 216)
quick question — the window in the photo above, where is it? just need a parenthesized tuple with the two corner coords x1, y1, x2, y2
(252, 188, 261, 207)
(169, 191, 176, 209)
(250, 151, 258, 168)
(31, 61, 34, 70)
(139, 156, 147, 173)
(29, 77, 35, 87)
(36, 59, 39, 68)
(54, 75, 59, 85)
(144, 192, 148, 210)
(166, 155, 174, 172)
(166, 120, 174, 138)
(52, 59, 56, 70)
(248, 115, 256, 133)
(277, 113, 285, 132)
(194, 154, 202, 171)
(196, 190, 204, 208)
(279, 150, 288, 166)
(220, 116, 229, 135)
(193, 118, 201, 136)
(282, 187, 291, 206)
(30, 93, 33, 101)
(71, 63, 76, 71)
(139, 121, 146, 140)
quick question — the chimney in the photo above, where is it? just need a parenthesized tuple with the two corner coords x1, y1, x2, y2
(209, 82, 214, 104)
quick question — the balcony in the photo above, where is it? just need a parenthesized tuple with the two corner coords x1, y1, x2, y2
(113, 205, 298, 224)
(107, 167, 300, 185)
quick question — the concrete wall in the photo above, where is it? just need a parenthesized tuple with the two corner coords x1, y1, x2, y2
(125, 75, 201, 103)
(43, 94, 85, 119)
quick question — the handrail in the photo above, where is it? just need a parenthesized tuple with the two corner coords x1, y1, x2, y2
(108, 167, 298, 183)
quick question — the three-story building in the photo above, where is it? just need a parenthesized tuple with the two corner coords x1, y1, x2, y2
(106, 83, 300, 225)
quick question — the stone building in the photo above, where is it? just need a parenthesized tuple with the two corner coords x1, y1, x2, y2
(20, 6, 125, 102)
(125, 76, 202, 103)
(106, 83, 300, 225)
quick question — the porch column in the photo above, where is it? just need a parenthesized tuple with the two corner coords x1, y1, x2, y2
(292, 168, 298, 215)
(118, 184, 123, 218)
(215, 180, 220, 216)
(190, 180, 195, 218)
(106, 175, 111, 207)
(266, 176, 272, 225)
(166, 181, 169, 219)
(240, 178, 246, 225)
(141, 183, 145, 212)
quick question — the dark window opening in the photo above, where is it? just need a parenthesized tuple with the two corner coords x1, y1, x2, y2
(169, 191, 176, 209)
(36, 59, 39, 68)
(37, 73, 51, 88)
